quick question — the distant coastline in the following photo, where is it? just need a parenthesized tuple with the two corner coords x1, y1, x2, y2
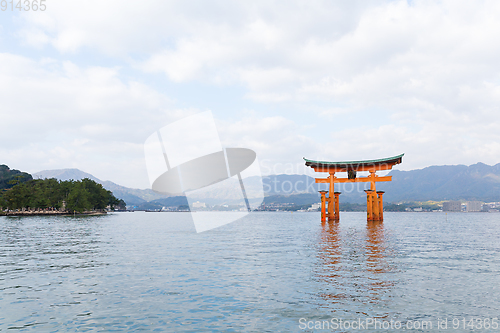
(4, 163, 500, 214)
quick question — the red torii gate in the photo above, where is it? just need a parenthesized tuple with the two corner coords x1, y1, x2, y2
(304, 154, 404, 222)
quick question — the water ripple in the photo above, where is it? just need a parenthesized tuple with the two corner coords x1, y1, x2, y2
(1, 212, 500, 331)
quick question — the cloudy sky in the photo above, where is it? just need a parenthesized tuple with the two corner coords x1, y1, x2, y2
(1, 0, 500, 188)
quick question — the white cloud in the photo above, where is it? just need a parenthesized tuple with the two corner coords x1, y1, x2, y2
(2, 0, 500, 189)
(216, 115, 320, 175)
(0, 53, 196, 187)
(0, 53, 182, 142)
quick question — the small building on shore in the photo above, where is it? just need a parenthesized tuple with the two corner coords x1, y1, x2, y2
(466, 201, 482, 212)
(443, 201, 461, 212)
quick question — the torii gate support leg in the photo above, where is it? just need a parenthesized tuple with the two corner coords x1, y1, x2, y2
(377, 191, 385, 222)
(365, 190, 373, 222)
(319, 191, 327, 223)
(334, 192, 341, 221)
(372, 192, 380, 221)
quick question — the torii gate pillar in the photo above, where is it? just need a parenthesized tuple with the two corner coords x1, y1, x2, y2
(319, 190, 327, 223)
(333, 192, 341, 221)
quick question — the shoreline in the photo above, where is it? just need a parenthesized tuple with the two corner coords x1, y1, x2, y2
(0, 210, 107, 217)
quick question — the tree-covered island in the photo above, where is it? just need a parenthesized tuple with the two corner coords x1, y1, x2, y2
(0, 172, 126, 215)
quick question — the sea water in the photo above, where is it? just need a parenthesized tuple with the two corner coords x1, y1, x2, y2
(1, 212, 500, 332)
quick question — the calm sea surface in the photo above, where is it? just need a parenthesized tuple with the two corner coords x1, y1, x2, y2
(1, 212, 500, 332)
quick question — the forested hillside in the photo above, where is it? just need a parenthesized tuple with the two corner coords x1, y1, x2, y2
(0, 165, 32, 190)
(0, 178, 125, 213)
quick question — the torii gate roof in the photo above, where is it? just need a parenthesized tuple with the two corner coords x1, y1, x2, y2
(304, 153, 404, 172)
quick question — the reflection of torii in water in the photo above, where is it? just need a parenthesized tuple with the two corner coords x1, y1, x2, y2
(304, 154, 404, 222)
(316, 221, 396, 306)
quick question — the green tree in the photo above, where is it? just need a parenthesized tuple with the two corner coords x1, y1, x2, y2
(1, 177, 124, 213)
(81, 178, 109, 210)
(115, 199, 127, 210)
(0, 190, 7, 211)
(4, 180, 29, 210)
(42, 178, 62, 209)
(66, 182, 92, 213)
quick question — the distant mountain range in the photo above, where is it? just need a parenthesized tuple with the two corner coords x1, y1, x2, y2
(32, 162, 500, 207)
(379, 162, 500, 202)
(257, 162, 500, 203)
